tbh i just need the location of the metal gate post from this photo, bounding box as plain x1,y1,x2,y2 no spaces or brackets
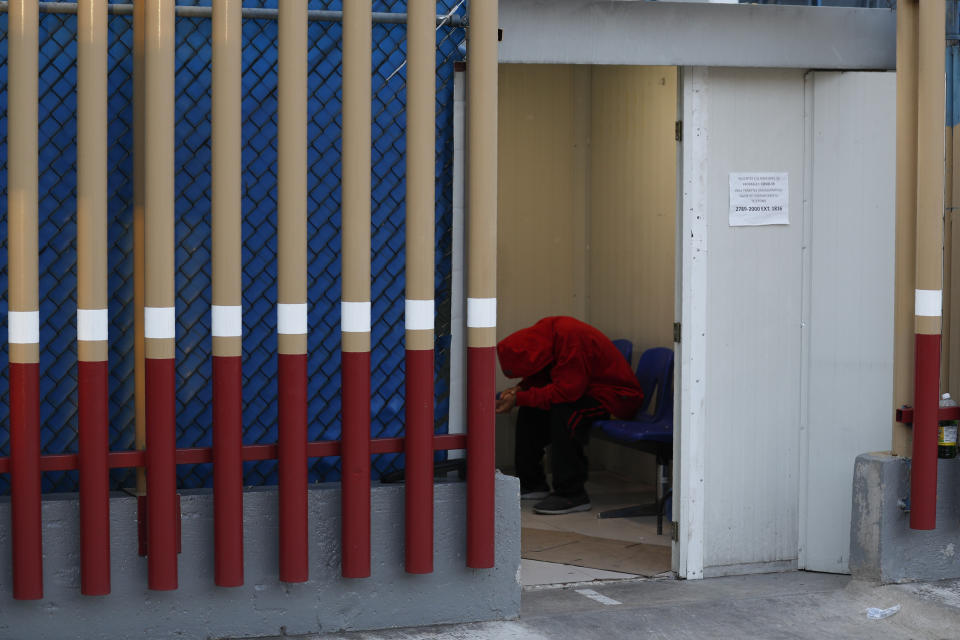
77,0,111,596
8,0,43,601
910,0,947,530
211,0,245,586
465,0,498,569
277,0,310,583
404,0,437,575
341,0,373,580
143,0,179,590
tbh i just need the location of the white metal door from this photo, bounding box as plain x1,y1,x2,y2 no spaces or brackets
678,68,895,579
800,71,895,573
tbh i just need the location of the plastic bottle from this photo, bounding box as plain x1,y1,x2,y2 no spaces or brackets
938,393,958,459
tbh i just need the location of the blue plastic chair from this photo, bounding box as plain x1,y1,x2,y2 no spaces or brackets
594,347,674,534
612,338,633,367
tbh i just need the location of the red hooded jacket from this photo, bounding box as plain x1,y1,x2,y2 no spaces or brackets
497,316,644,419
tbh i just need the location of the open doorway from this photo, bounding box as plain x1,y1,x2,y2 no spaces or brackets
495,64,679,585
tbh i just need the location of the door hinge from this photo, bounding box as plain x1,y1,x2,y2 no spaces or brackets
673,322,681,343
671,521,679,542
675,120,683,142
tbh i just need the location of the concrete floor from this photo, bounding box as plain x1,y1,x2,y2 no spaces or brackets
520,558,638,585
521,471,670,547
294,572,960,639
244,472,960,639
520,470,670,584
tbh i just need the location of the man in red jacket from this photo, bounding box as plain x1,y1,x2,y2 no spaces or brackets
496,316,644,514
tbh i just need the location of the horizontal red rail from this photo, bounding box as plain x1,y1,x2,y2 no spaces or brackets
0,434,467,475
896,405,960,425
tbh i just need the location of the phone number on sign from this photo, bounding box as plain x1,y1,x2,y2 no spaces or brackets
735,205,783,213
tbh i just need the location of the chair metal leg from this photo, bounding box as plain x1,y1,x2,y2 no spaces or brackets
656,489,672,535
597,455,672,535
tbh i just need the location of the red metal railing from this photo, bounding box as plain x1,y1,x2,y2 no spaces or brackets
896,405,960,424
0,435,468,475
0,434,470,597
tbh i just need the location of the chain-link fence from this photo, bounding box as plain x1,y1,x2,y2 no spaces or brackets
0,0,466,494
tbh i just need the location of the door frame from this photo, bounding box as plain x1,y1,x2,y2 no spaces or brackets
674,66,707,580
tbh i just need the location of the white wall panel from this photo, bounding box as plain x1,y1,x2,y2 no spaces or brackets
686,68,896,577
802,71,895,573
701,69,806,573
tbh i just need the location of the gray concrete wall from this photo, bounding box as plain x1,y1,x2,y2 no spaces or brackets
850,453,960,583
0,474,521,639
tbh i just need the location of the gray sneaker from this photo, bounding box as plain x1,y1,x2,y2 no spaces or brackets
533,493,591,515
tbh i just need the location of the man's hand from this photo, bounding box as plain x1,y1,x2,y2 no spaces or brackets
495,386,519,414
495,393,516,414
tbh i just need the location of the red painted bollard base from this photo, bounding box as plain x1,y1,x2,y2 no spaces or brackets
213,355,244,587
404,348,434,574
466,346,496,569
138,493,182,556
10,362,43,600
79,360,111,595
910,332,941,530
145,357,179,590
278,352,308,583
341,350,371,578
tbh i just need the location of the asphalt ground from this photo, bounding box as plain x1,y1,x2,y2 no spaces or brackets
264,571,960,640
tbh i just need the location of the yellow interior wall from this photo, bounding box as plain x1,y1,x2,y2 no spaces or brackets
588,66,677,352
495,64,677,471
497,64,590,364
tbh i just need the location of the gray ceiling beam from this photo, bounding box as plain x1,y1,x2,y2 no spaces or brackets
499,0,896,70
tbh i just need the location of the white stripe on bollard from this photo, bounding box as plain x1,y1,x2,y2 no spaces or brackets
404,298,434,331
341,301,372,333
211,304,243,337
144,306,176,339
8,311,40,344
466,297,496,328
915,289,942,317
277,302,308,335
77,308,109,342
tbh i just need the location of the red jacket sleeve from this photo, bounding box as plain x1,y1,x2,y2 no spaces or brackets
515,335,590,409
